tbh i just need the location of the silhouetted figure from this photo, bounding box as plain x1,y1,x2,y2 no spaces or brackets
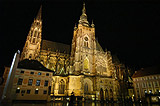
69,91,75,105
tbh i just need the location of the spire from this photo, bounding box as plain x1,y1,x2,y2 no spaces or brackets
82,2,86,15
21,5,42,61
79,2,89,26
36,5,42,20
91,20,95,27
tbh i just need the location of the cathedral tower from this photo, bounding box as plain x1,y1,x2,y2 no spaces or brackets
71,3,96,74
21,6,42,60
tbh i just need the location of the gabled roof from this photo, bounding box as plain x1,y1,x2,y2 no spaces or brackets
41,40,70,54
18,59,53,72
132,65,160,78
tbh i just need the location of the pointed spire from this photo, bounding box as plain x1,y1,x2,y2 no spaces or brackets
36,5,42,20
79,2,89,26
91,20,95,27
82,2,86,15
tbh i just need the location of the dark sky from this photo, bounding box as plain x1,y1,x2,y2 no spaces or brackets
0,0,160,74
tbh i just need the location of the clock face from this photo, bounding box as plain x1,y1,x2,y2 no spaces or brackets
84,37,88,41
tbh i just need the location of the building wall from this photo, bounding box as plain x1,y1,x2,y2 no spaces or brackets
132,75,160,100
1,67,53,101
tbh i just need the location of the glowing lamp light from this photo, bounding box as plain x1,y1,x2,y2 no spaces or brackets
66,98,69,100
36,88,38,90
17,87,20,89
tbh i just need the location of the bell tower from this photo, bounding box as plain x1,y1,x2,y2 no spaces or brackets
21,6,42,60
71,3,96,75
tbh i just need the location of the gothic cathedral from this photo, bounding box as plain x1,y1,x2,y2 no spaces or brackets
19,3,121,101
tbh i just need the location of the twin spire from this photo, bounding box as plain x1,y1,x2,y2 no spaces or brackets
35,3,94,27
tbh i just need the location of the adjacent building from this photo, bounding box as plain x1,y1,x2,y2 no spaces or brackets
132,65,160,102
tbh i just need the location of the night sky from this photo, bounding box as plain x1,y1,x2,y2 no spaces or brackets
0,0,160,75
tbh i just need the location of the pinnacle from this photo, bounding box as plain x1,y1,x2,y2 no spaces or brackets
36,5,42,20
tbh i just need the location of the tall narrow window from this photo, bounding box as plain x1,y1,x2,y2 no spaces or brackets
34,30,38,37
84,37,89,47
154,81,158,87
84,83,88,94
28,79,33,86
43,90,47,94
27,90,31,94
17,78,23,85
44,80,48,86
35,89,39,94
33,38,36,43
142,83,146,88
58,79,65,94
16,89,20,93
148,82,151,87
36,80,40,86
84,58,89,70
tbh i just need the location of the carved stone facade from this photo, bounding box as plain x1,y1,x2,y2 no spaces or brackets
13,3,123,101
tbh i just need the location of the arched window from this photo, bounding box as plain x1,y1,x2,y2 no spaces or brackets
58,79,65,94
110,89,113,98
84,58,89,70
105,89,109,100
100,88,104,100
84,37,89,47
32,38,36,43
34,30,38,37
84,83,88,94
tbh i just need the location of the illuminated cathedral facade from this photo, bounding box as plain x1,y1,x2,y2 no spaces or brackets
1,3,126,102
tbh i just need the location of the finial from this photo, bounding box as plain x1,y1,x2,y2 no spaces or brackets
91,20,95,27
82,2,86,15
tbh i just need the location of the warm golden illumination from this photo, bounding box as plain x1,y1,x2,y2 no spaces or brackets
1,3,124,102
84,58,89,70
